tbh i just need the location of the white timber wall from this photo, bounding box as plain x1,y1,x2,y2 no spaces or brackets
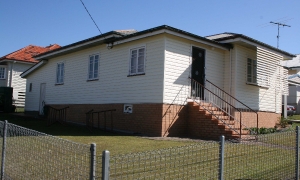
24,35,165,111
163,34,226,104
233,45,284,113
8,62,32,100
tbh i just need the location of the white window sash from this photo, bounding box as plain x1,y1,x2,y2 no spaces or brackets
56,63,64,84
247,58,257,84
0,67,5,79
88,54,99,80
130,47,145,75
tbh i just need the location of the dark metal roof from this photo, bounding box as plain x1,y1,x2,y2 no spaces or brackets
206,32,295,58
34,25,231,59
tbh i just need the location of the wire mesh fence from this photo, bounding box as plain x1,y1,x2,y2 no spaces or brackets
0,121,92,180
0,120,299,179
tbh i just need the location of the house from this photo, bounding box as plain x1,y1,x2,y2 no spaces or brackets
281,54,300,115
0,44,60,108
20,25,295,139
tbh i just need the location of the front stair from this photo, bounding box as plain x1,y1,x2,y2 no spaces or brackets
188,102,250,140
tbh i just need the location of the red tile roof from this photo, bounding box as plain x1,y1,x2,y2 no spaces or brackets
0,44,61,63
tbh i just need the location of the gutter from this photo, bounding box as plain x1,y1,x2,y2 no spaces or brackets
21,60,48,78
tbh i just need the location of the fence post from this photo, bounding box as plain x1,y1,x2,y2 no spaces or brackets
102,150,110,180
90,143,96,180
1,120,8,180
219,135,225,180
296,126,299,180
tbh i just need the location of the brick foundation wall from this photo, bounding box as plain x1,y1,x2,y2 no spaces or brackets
46,103,281,138
237,111,280,129
162,104,187,137
49,103,188,137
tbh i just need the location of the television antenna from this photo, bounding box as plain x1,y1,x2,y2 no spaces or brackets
270,21,291,48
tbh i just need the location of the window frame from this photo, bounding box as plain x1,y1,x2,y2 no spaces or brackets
87,54,99,81
56,62,65,85
0,66,6,79
129,46,146,76
246,58,257,84
29,83,32,92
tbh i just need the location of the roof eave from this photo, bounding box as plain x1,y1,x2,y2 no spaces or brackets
21,60,48,78
215,36,295,60
0,59,37,65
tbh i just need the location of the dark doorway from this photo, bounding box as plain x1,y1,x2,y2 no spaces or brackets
191,47,205,99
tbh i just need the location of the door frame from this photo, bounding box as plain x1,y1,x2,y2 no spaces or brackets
191,46,206,99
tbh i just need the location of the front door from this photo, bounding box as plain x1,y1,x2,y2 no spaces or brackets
191,47,205,99
39,83,46,115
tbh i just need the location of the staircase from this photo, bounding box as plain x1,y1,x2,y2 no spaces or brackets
188,78,258,140
188,102,249,140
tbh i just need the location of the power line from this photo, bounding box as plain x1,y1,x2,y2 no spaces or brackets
270,21,291,49
79,0,103,35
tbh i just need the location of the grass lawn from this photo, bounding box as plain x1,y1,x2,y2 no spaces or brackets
0,113,197,155
0,113,297,179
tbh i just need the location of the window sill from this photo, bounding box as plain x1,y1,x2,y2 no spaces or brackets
87,79,99,82
127,73,145,77
55,83,64,86
246,82,269,89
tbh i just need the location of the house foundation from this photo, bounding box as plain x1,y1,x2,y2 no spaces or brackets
45,103,280,138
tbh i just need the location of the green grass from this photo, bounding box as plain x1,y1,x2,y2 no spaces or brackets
0,114,196,155
1,113,297,179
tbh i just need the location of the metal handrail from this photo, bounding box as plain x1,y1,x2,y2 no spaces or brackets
86,109,116,132
190,78,257,137
206,79,257,113
205,79,259,135
46,106,69,126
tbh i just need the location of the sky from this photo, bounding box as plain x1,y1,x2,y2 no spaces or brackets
0,0,299,56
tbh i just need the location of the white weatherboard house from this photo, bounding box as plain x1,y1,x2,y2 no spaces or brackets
21,25,295,139
0,44,60,108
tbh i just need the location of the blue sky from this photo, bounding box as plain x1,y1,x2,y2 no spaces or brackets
0,0,299,56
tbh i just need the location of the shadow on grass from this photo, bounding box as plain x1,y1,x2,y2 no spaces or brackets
0,113,129,137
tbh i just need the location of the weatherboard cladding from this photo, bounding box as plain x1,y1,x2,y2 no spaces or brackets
24,35,165,111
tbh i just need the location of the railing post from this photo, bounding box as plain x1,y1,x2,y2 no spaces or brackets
90,143,96,180
219,135,225,180
240,112,242,139
296,126,299,180
1,120,8,180
102,150,110,180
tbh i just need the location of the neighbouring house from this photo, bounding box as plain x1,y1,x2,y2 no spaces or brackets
281,54,300,114
0,44,60,108
21,25,295,139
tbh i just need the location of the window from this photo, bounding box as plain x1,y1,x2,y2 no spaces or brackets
247,58,257,84
88,54,99,80
0,67,5,79
129,47,145,75
56,62,64,84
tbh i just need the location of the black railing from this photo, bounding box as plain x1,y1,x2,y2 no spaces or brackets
45,106,69,126
190,78,258,138
86,109,116,132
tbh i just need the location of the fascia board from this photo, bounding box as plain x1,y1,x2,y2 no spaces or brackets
114,29,229,51
0,59,36,65
218,38,294,59
35,34,117,60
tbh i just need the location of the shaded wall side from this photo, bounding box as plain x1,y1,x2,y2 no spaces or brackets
50,103,164,136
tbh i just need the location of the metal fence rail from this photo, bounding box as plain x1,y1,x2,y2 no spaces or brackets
108,141,220,179
0,121,92,180
0,120,299,179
